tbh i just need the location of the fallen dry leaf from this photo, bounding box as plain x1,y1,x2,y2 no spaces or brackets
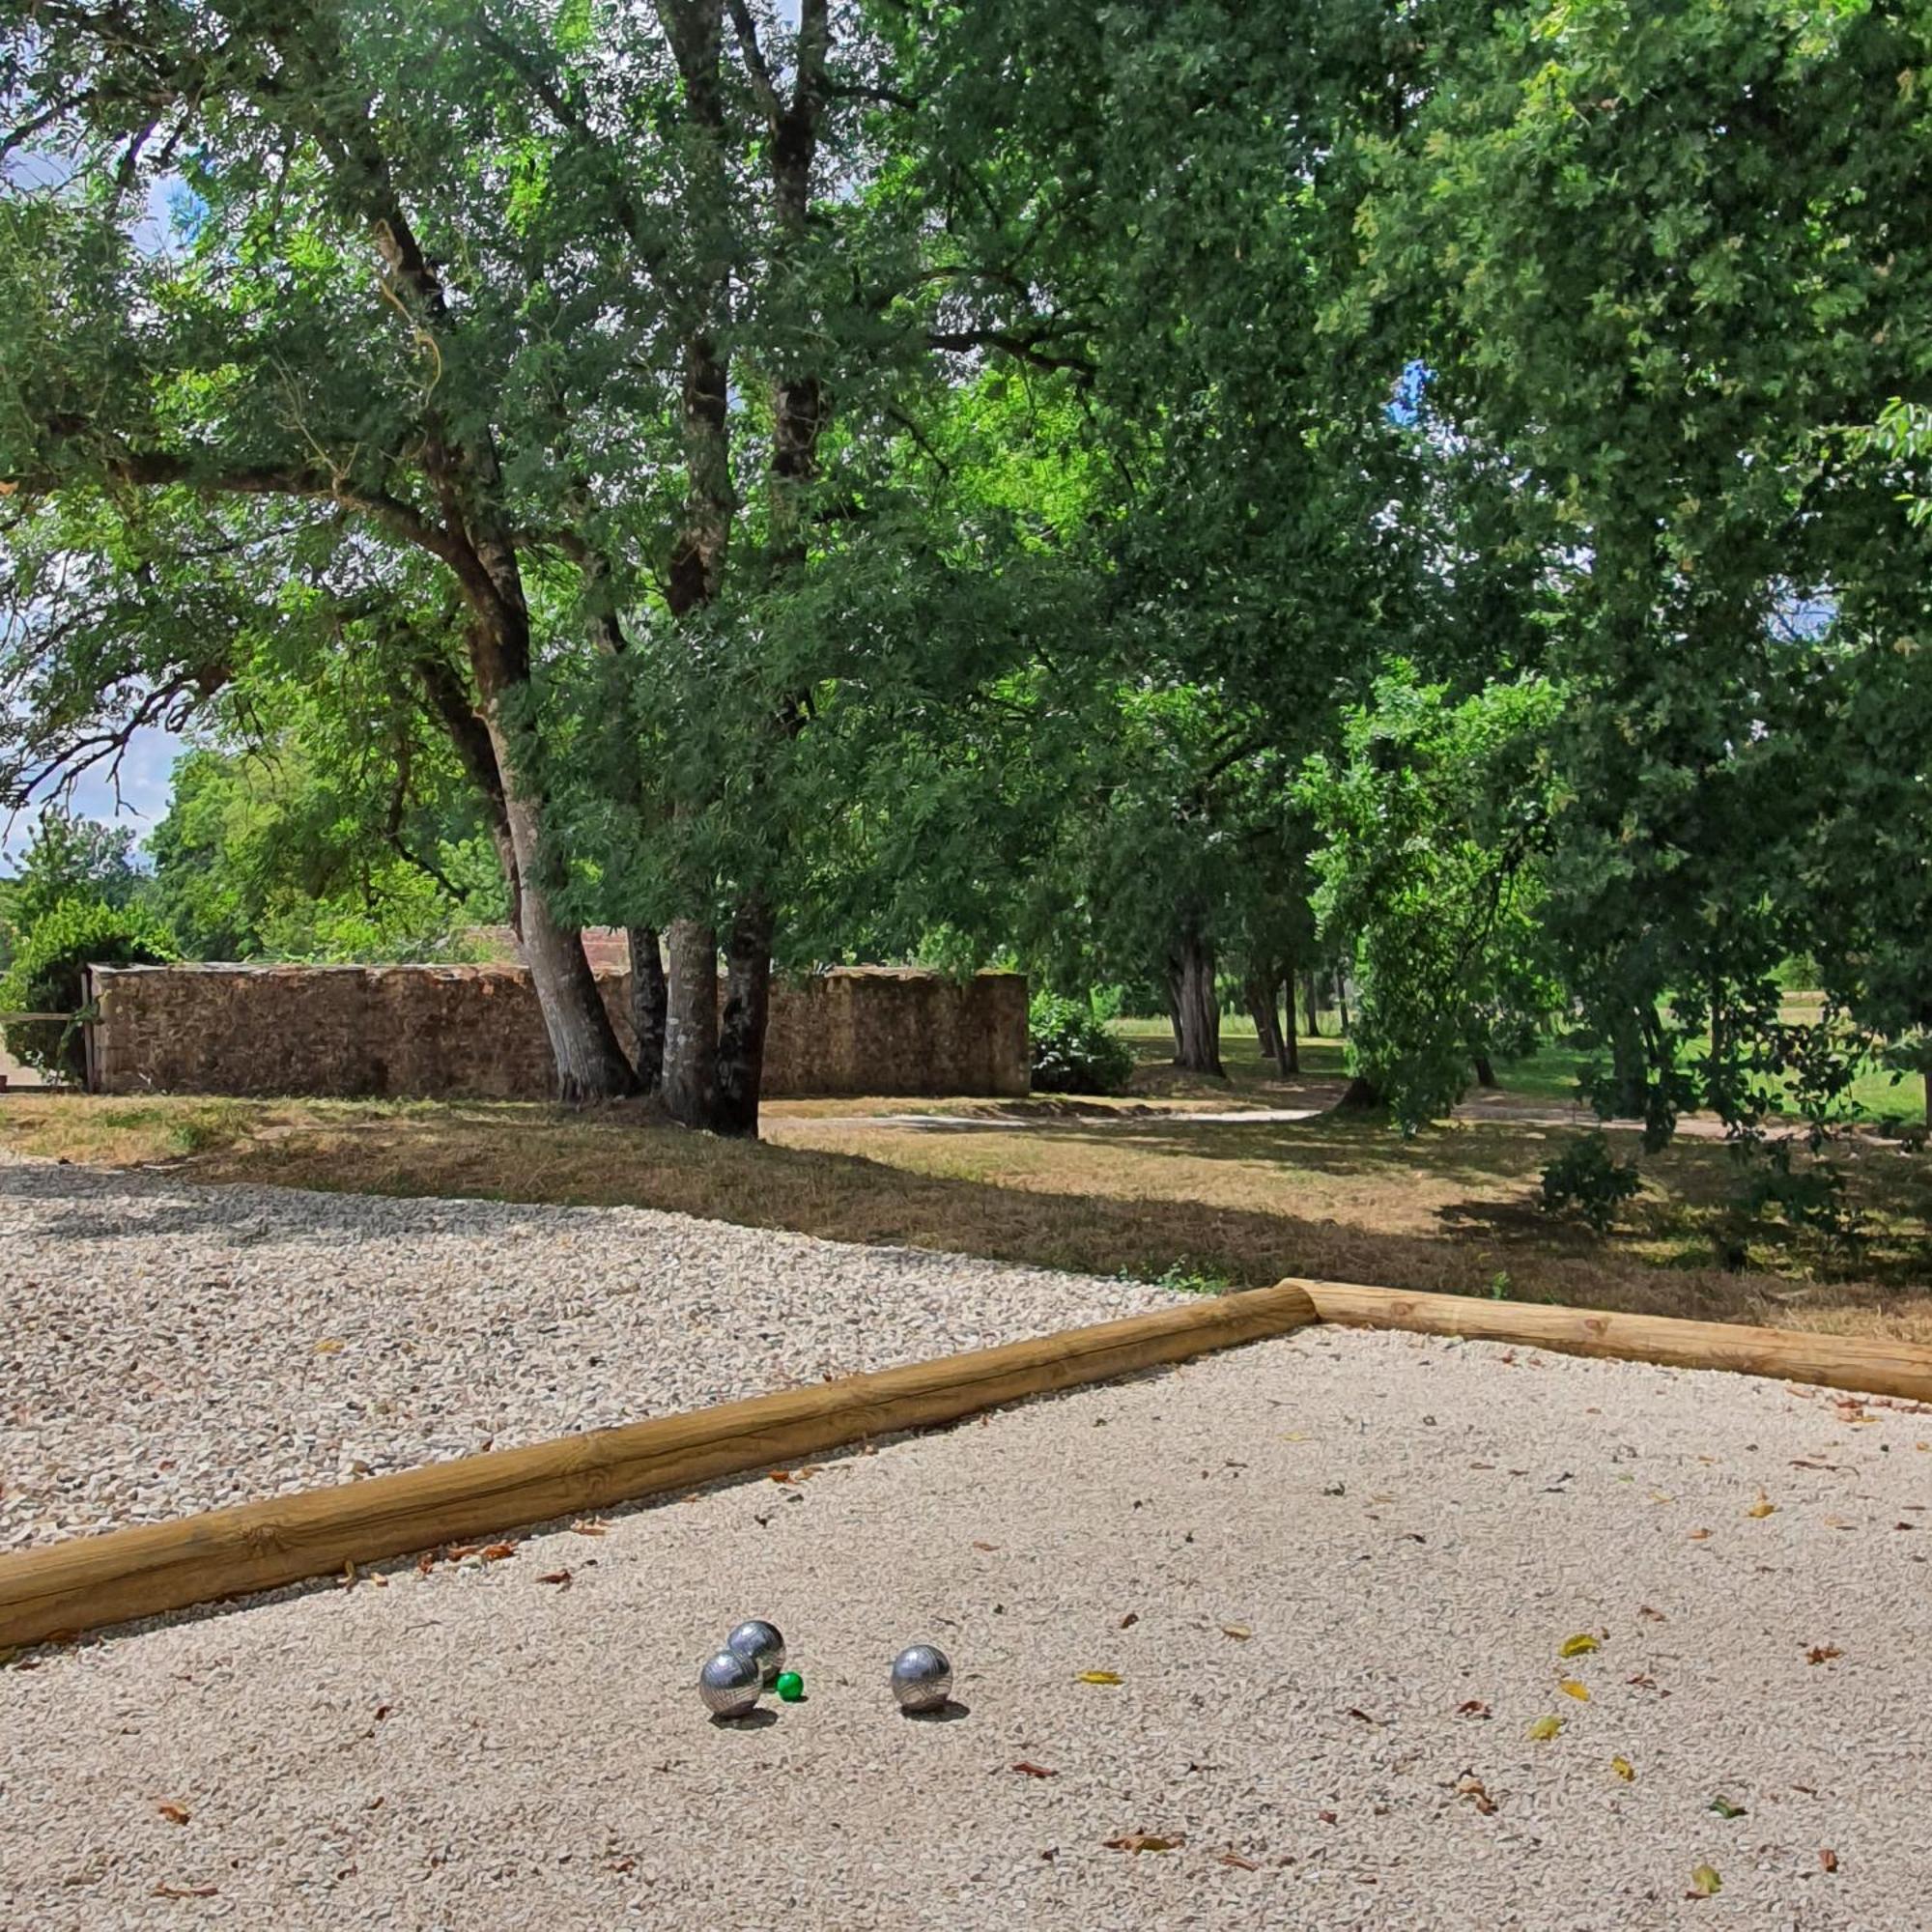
156,1803,190,1827
569,1520,609,1538
1455,1699,1492,1719
1077,1671,1123,1686
1610,1755,1635,1782
1560,1634,1601,1658
312,1338,345,1355
1103,1833,1183,1854
444,1544,481,1562
152,1884,217,1899
480,1543,517,1562
536,1570,572,1587
1638,1605,1666,1622
1805,1644,1843,1665
1689,1528,1713,1542
1819,1848,1839,1874
415,1551,435,1576
1455,1775,1497,1816
1688,1863,1722,1898
1558,1679,1591,1702
1525,1715,1565,1742
1215,1851,1260,1871
1220,1623,1254,1641
1747,1494,1776,1519
1119,1611,1139,1630
1011,1761,1058,1779
972,1541,999,1552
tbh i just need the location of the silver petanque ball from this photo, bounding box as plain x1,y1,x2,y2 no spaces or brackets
725,1618,786,1687
890,1643,952,1713
697,1647,762,1719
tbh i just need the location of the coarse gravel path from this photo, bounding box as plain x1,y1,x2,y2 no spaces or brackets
0,1151,1178,1550
5,1326,1932,1929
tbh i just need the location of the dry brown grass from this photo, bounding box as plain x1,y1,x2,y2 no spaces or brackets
6,1066,1932,1346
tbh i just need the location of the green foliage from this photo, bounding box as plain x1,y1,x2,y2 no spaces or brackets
147,737,503,964
1539,1133,1642,1236
0,897,177,1081
1300,668,1565,1132
1028,991,1134,1095
1,808,147,970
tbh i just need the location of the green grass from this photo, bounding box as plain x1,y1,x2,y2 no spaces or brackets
1112,1012,1929,1128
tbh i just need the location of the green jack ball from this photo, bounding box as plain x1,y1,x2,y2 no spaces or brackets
774,1670,805,1702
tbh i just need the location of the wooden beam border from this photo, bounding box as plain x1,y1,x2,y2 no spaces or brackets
8,1274,1932,1652
0,1281,1321,1649
1297,1280,1932,1404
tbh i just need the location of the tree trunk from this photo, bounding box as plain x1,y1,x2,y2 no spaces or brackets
1336,1074,1383,1110
1279,974,1299,1076
1472,1052,1497,1089
1244,977,1282,1065
662,918,719,1128
713,897,775,1138
491,773,638,1104
1336,975,1350,1037
1165,928,1224,1076
628,925,667,1093
1303,971,1321,1040
1608,1009,1648,1117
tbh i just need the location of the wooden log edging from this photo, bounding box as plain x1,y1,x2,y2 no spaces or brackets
11,1273,1932,1652
1297,1280,1932,1405
0,1281,1322,1650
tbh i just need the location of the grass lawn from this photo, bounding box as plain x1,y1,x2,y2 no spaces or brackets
5,1014,1932,1347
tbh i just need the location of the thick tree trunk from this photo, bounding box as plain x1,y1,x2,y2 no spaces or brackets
713,898,775,1138
1336,1074,1383,1110
628,925,668,1093
1472,1052,1497,1089
493,773,638,1103
1165,928,1224,1076
663,918,719,1128
1303,971,1321,1040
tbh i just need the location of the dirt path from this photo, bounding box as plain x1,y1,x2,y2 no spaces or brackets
6,1326,1927,1928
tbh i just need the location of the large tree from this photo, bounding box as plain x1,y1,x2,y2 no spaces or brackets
0,0,1094,1126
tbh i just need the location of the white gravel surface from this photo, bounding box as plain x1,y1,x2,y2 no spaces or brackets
6,1325,1932,1929
0,1151,1176,1549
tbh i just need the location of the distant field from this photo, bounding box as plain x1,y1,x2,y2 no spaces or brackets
1114,1012,1928,1127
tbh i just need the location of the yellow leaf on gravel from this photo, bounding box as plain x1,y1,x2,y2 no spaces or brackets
1525,1715,1565,1741
1747,1494,1776,1519
313,1338,345,1355
1078,1671,1123,1686
1559,1680,1590,1701
1611,1755,1635,1782
1559,1634,1600,1658
1220,1624,1254,1641
1689,1864,1722,1897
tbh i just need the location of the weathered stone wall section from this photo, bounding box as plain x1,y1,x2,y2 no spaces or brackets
85,964,1029,1101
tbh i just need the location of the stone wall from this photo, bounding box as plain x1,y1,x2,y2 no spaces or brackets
84,963,1030,1102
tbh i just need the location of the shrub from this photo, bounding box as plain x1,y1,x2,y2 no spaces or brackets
1,897,178,1083
1029,991,1134,1094
1539,1131,1641,1233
